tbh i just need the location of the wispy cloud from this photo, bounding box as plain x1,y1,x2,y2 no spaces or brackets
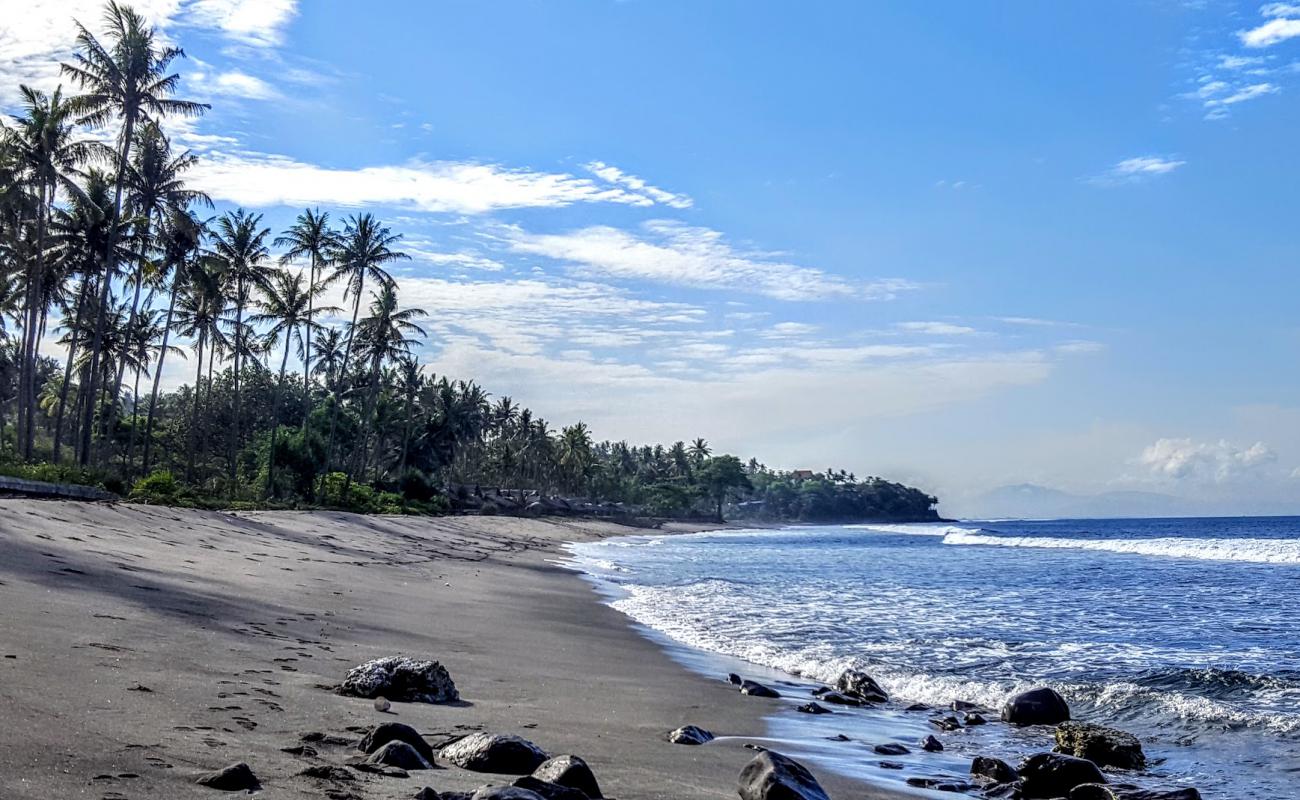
186,152,694,214
503,220,919,302
1197,80,1280,118
584,161,693,209
190,69,281,101
898,321,977,335
1089,155,1185,186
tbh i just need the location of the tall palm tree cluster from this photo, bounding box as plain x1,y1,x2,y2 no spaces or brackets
0,2,937,521
0,2,722,508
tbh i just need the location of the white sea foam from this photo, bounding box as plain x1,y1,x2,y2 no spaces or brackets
941,531,1300,564
844,523,980,536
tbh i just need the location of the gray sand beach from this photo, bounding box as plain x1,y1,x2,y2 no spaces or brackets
0,500,892,799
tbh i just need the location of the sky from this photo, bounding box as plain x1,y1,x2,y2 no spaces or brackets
3,0,1299,515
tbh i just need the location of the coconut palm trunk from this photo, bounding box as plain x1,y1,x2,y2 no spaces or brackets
77,114,134,465
265,330,293,498
184,330,205,482
141,267,180,471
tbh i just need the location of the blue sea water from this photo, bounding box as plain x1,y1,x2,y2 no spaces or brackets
566,517,1300,799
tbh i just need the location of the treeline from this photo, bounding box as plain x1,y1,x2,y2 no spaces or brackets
736,469,940,523
0,2,939,523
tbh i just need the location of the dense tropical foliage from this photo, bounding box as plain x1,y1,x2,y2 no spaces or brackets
0,2,939,523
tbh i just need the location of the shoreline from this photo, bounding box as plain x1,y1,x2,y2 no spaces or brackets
0,501,897,800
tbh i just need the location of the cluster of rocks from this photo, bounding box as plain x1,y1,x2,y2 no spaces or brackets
719,671,1200,800
194,655,1200,800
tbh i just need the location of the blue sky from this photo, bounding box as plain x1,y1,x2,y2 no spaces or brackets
7,1,1300,513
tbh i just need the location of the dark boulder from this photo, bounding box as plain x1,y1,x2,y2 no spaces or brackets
1018,753,1106,799
511,776,589,800
930,715,962,732
834,669,888,703
531,755,601,799
1069,783,1201,800
740,680,781,698
339,657,459,704
737,751,831,800
964,712,988,725
196,762,261,791
360,722,436,763
920,735,944,752
368,740,435,771
905,703,930,712
668,725,715,745
471,787,545,800
1001,687,1070,726
441,733,549,774
415,788,442,800
879,761,905,770
796,702,831,715
906,777,971,792
816,691,863,707
971,756,1019,784
874,743,910,756
1054,721,1146,770
952,700,983,712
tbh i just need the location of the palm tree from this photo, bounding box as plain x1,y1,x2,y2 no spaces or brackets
320,213,408,486
689,437,711,467
249,269,337,497
274,209,337,428
61,0,208,464
109,120,206,447
350,284,425,486
395,354,424,474
310,327,345,390
559,422,594,494
46,169,138,463
207,208,272,488
172,260,227,480
123,307,180,470
1,84,93,458
142,207,204,471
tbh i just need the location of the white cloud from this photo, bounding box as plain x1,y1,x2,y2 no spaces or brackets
1241,17,1300,48
762,322,819,338
1054,339,1105,355
1138,438,1277,482
184,0,298,48
187,152,691,214
1089,155,1185,185
503,220,919,301
1218,54,1266,70
584,161,693,209
998,316,1080,328
1201,81,1280,118
190,69,280,100
0,0,297,107
898,321,977,335
404,247,505,273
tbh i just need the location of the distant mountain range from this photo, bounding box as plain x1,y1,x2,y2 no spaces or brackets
949,483,1300,520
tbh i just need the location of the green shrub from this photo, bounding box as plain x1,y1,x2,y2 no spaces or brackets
129,470,180,504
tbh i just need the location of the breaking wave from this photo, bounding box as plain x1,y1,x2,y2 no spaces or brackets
941,530,1300,564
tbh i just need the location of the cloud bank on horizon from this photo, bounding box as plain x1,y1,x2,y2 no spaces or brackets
4,0,1299,514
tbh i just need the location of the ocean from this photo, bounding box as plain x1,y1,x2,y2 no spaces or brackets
565,517,1300,798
